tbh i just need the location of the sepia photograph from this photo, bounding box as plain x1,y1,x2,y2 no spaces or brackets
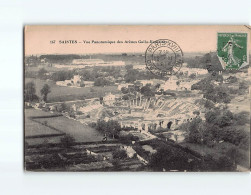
24,25,250,172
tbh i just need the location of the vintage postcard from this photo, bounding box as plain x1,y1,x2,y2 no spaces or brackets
24,25,250,172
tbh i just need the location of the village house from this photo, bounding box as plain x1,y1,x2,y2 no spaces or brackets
103,92,116,102
72,75,82,86
133,65,146,70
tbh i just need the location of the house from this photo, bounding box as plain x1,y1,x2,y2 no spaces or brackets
25,55,39,66
103,92,116,102
133,65,146,70
56,75,83,87
72,75,82,86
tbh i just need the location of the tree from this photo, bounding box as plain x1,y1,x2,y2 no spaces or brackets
96,120,121,139
216,156,235,171
38,68,48,79
205,110,218,124
149,145,198,171
204,108,248,146
122,94,129,100
204,99,215,109
51,70,74,81
80,81,85,87
226,146,238,166
108,120,121,139
94,77,112,86
57,103,67,112
203,85,231,104
24,82,38,102
189,73,196,79
121,87,129,94
112,149,127,160
184,117,204,144
40,84,51,102
239,81,248,90
155,83,161,89
234,111,249,125
140,85,155,97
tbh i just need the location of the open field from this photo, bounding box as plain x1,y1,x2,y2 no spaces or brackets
33,115,104,142
25,108,105,145
25,78,119,102
25,109,63,137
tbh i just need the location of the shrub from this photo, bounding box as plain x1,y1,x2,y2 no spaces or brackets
76,111,83,115
133,145,150,160
89,122,96,128
112,149,127,160
216,156,235,171
234,112,249,125
119,134,139,144
149,145,198,171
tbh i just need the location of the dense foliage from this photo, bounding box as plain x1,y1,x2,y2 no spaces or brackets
51,70,74,81
40,84,51,102
182,109,249,150
24,82,39,102
96,120,121,139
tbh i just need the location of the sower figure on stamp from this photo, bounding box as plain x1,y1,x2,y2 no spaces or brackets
222,35,243,66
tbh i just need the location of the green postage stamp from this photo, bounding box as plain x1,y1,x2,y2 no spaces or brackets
217,32,248,70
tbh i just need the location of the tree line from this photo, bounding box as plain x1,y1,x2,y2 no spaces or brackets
24,82,51,102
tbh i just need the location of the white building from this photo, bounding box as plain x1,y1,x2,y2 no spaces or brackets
103,92,116,102
72,75,81,85
56,75,82,87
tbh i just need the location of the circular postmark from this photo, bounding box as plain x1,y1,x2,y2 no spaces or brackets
145,39,183,78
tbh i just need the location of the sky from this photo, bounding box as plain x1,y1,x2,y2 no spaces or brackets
25,25,250,55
